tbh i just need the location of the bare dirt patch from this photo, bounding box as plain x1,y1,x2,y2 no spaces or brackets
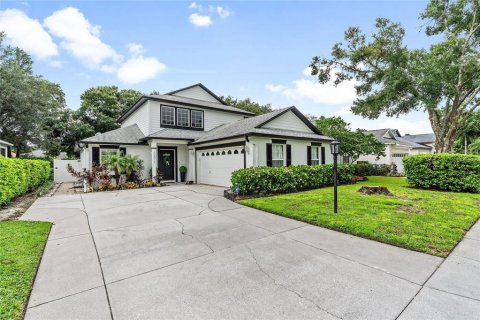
358,186,394,196
0,183,59,221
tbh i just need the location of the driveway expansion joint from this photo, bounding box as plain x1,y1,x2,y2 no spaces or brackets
80,195,114,320
245,244,343,320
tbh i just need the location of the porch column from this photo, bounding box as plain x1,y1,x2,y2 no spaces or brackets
151,148,157,180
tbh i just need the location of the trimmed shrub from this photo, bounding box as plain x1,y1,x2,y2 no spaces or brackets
353,163,390,176
403,154,480,193
231,164,354,195
0,157,51,206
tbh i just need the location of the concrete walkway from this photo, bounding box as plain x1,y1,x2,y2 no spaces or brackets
20,185,480,319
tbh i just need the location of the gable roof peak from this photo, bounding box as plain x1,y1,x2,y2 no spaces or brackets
164,83,227,105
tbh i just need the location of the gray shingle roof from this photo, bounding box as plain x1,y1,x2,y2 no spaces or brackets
80,124,145,144
365,129,432,149
192,107,333,144
144,129,205,141
402,133,435,144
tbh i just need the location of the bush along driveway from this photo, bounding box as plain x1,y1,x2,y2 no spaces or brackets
241,176,480,257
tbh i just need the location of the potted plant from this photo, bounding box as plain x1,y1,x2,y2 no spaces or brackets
179,166,187,182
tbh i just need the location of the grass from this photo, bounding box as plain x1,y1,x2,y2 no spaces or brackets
240,176,480,257
0,221,51,320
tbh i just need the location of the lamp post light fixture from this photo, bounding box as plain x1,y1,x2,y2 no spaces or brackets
330,140,341,213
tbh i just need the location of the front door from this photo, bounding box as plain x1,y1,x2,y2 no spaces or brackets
158,149,175,181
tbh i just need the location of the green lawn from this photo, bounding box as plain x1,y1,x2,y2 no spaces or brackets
0,221,51,320
240,176,480,257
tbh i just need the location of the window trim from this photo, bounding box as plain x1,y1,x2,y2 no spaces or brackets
161,106,176,126
311,146,320,165
272,144,285,167
100,148,119,164
190,109,204,129
159,105,204,131
176,108,190,127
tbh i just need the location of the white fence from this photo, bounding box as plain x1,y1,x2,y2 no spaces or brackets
54,159,80,183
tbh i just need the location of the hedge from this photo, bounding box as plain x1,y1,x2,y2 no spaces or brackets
353,163,391,176
231,164,354,195
0,157,51,206
403,154,480,193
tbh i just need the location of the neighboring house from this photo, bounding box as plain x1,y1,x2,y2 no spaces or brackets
356,129,435,172
78,83,334,187
0,139,13,157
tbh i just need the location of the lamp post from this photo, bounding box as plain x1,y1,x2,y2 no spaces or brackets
330,140,341,213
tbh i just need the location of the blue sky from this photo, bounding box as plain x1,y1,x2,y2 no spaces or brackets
0,0,434,133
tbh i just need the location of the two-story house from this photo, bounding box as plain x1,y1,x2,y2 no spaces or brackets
79,84,334,187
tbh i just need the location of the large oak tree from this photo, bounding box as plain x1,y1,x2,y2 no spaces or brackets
309,0,480,153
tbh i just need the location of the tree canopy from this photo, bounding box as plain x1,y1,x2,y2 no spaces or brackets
221,96,273,115
0,32,66,157
309,0,480,153
314,116,385,161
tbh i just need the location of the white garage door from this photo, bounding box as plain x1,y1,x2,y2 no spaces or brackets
197,146,244,187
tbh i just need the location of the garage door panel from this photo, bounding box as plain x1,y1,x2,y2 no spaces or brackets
197,147,244,187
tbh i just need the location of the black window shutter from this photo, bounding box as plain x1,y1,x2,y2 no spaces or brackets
92,147,100,166
307,146,312,165
119,147,126,156
321,147,326,164
286,144,291,166
266,143,272,167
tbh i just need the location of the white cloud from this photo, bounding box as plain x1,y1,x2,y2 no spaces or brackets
0,9,58,59
48,60,64,68
302,67,313,76
216,6,230,19
189,2,202,10
265,83,287,93
335,105,352,116
117,56,166,84
266,68,357,105
44,7,122,69
127,43,144,56
189,13,213,27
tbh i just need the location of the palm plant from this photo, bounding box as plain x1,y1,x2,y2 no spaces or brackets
122,154,141,182
103,154,124,186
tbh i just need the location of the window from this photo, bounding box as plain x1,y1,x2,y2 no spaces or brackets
177,108,190,127
272,144,284,167
0,147,6,157
161,106,175,125
392,153,409,158
100,149,118,164
191,110,203,128
311,146,320,165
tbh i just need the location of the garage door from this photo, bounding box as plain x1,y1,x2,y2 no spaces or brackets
197,146,244,187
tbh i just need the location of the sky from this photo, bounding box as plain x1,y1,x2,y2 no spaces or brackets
0,0,435,134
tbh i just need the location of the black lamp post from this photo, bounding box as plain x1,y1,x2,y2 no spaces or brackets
330,140,341,213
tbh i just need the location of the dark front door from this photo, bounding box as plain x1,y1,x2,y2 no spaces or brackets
159,149,175,181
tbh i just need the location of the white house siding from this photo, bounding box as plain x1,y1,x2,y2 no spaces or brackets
148,101,245,134
249,136,333,167
121,101,150,135
126,145,151,179
262,111,312,132
171,86,220,103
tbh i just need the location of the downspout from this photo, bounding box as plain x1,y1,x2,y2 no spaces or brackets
244,135,249,168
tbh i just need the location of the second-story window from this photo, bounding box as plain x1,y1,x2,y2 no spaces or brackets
191,110,203,128
177,108,190,127
161,106,175,125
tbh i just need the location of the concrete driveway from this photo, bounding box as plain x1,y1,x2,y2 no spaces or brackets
21,184,480,319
